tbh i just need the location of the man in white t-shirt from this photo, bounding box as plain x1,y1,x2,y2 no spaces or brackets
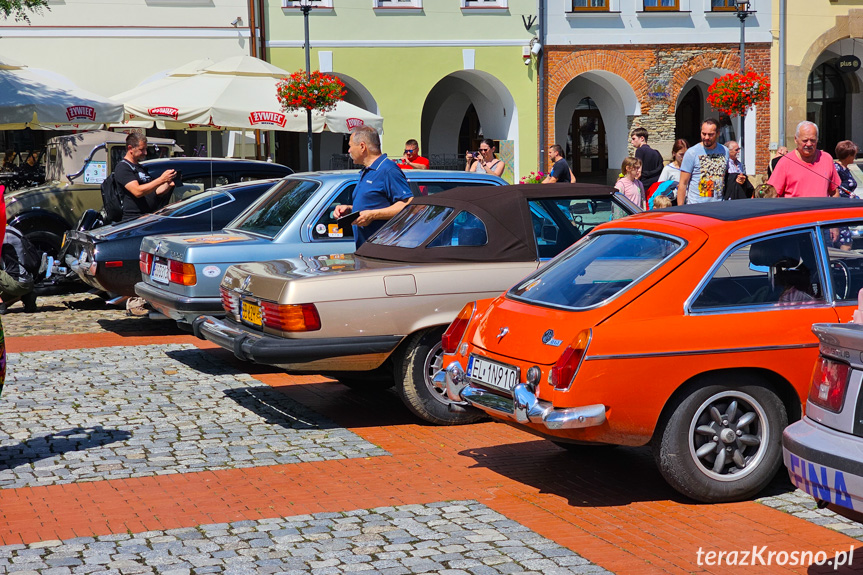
677,118,729,205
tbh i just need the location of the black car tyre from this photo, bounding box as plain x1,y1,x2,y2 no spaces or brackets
397,327,484,426
653,376,787,503
25,230,62,260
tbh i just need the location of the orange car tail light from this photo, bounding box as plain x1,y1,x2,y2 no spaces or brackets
139,251,153,274
261,302,321,332
442,301,476,354
550,329,592,391
220,286,239,315
169,260,197,286
808,355,850,413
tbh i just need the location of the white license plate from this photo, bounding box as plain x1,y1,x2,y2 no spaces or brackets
151,258,169,285
467,354,520,393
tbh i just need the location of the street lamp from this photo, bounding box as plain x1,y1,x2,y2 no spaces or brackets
299,0,314,171
735,0,754,173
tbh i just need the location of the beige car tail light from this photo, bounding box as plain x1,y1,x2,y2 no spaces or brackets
261,302,321,332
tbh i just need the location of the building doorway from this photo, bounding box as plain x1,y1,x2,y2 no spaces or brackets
807,62,846,155
567,98,607,182
676,87,702,146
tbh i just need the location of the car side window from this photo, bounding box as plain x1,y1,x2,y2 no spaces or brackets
530,198,615,260
692,231,824,310
821,222,863,302
427,211,487,247
240,174,274,182
311,185,355,241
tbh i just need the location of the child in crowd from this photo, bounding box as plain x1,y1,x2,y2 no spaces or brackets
653,195,673,209
753,183,777,199
615,157,645,209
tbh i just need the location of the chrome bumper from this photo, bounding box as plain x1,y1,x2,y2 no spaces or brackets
441,361,606,431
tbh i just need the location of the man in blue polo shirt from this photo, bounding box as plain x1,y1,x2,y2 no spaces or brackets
334,126,413,247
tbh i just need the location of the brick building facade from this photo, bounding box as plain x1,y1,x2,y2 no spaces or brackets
543,44,771,183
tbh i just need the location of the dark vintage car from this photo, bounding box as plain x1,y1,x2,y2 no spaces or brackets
193,184,640,425
5,129,292,258
62,179,282,297
783,320,863,523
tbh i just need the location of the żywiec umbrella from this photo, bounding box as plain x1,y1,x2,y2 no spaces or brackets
0,57,123,129
116,56,383,134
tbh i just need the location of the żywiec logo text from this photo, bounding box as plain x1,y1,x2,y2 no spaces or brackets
248,111,287,127
345,118,364,131
148,107,180,120
66,106,96,122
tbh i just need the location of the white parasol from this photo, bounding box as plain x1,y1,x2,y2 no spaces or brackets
0,57,123,129
116,55,383,134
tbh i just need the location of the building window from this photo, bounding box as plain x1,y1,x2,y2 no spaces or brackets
572,0,608,10
644,0,678,9
710,0,736,11
375,0,421,7
461,0,507,7
282,0,333,8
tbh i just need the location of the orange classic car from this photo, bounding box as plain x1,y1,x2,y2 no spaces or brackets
439,198,863,503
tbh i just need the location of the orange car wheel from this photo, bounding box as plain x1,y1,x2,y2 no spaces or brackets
653,376,787,503
396,327,485,426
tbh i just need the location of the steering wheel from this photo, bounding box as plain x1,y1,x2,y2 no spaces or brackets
572,215,585,233
832,260,851,300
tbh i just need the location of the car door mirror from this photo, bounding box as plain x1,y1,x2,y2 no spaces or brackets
541,220,558,244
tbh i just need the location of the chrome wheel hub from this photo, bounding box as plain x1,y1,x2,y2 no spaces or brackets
688,391,768,481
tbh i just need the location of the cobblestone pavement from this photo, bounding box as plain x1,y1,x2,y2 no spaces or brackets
1,293,177,338
0,502,609,575
758,489,863,540
0,344,386,488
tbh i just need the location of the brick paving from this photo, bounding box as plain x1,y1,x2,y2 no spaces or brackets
2,302,863,574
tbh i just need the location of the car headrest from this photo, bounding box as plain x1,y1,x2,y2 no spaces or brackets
749,238,801,268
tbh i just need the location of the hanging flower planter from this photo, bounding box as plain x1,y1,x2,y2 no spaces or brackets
706,70,770,117
276,71,346,114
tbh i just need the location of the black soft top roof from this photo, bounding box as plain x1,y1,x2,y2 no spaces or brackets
660,197,861,221
356,183,620,264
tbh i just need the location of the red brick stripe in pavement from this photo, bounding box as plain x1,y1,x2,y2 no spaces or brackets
2,331,861,575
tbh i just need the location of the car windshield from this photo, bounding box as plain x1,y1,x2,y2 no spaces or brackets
151,188,236,219
509,231,683,310
368,205,454,248
227,179,319,238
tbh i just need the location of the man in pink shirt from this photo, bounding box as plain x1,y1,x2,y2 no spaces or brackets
767,121,840,197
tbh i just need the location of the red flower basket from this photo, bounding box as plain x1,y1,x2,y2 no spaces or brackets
706,70,770,117
276,71,346,113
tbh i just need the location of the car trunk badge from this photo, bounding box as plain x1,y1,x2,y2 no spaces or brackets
240,275,252,293
497,327,509,342
542,329,562,347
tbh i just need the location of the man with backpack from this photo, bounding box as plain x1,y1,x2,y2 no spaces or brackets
0,226,43,314
110,132,176,223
